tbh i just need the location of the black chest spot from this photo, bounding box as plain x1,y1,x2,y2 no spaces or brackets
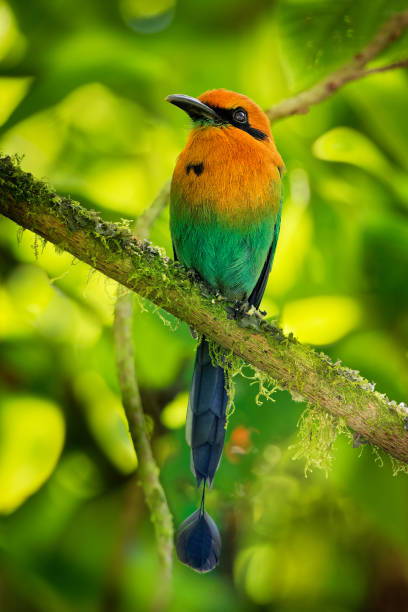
186,162,204,176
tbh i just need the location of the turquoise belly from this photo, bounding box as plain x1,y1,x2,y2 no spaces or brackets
170,210,275,300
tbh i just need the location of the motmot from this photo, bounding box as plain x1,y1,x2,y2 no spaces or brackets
167,89,284,572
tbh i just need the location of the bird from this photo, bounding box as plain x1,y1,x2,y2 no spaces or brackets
167,89,284,572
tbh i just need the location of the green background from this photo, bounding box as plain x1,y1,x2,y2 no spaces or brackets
1,0,408,610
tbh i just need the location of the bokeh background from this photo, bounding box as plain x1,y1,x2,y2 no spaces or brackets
1,1,408,610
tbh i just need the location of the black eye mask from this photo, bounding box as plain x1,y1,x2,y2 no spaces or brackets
207,105,268,141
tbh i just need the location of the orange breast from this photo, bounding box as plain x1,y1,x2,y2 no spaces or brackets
172,125,283,224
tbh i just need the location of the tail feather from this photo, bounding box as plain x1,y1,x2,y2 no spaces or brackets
176,506,221,573
176,338,227,572
186,339,228,487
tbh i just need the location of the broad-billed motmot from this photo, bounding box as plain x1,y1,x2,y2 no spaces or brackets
167,89,284,572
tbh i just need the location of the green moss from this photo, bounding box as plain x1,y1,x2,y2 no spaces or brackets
206,338,279,428
290,404,349,477
390,457,408,476
370,444,384,468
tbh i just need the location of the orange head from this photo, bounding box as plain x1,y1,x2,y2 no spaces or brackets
166,89,284,217
167,88,273,144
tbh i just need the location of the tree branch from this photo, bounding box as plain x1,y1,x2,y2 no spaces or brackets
111,182,172,610
266,10,408,122
1,155,408,464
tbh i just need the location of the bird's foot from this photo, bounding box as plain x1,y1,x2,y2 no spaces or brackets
226,300,250,319
226,301,266,330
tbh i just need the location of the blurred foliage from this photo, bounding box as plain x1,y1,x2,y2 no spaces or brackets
0,0,408,610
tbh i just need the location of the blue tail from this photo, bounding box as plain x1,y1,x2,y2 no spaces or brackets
176,338,228,572
176,490,221,573
186,338,228,488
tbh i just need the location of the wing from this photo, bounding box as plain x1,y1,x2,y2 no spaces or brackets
248,195,282,310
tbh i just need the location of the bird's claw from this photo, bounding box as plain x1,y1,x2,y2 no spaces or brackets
225,300,264,329
226,300,250,320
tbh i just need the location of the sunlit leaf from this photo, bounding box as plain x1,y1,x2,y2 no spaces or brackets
0,285,31,337
313,126,393,176
0,76,31,125
282,295,361,344
0,0,25,63
235,545,277,604
0,395,65,513
6,263,102,346
74,370,137,473
161,392,188,429
267,200,312,296
1,109,64,175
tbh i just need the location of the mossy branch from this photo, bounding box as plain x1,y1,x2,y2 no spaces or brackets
1,154,407,465
266,10,408,122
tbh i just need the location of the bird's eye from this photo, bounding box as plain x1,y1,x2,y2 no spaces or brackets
233,108,247,123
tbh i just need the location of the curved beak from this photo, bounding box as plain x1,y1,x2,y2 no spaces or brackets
166,94,221,122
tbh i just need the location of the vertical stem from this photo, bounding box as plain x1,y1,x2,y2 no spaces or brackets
112,182,172,611
114,291,173,611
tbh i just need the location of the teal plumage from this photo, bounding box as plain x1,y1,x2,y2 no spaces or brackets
170,189,280,300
